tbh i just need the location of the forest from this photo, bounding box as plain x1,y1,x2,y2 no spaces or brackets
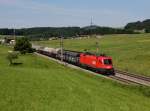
0,26,135,40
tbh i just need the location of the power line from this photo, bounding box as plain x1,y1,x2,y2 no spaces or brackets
60,35,63,62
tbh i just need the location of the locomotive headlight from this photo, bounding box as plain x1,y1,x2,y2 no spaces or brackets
106,66,112,69
92,61,96,65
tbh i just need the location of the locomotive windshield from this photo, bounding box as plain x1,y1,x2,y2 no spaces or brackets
104,59,112,65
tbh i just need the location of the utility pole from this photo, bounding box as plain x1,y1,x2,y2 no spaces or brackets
60,35,63,62
90,17,93,36
13,28,16,40
90,17,93,27
95,42,99,55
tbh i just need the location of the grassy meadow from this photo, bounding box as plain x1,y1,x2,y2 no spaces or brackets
33,34,150,76
0,45,150,111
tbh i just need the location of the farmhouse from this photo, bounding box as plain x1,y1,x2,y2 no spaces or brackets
0,36,16,45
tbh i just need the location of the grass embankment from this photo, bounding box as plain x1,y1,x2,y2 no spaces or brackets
33,34,150,76
0,45,150,111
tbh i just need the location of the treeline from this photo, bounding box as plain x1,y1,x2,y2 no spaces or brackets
82,26,134,35
125,19,150,33
0,26,135,40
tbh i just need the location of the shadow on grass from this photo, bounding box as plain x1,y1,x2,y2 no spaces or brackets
13,63,23,65
9,62,23,66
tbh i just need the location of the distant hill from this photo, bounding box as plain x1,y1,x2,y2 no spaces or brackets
83,25,100,30
125,19,150,33
0,25,137,40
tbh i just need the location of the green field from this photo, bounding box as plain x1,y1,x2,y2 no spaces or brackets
0,45,150,111
33,34,150,76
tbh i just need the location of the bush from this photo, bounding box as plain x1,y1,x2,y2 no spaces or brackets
7,51,19,65
14,37,34,54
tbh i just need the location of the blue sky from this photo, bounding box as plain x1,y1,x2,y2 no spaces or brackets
0,0,150,28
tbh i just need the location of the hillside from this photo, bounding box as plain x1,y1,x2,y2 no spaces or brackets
125,19,150,32
0,45,150,111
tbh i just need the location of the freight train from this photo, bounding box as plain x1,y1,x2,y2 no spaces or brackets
36,47,115,75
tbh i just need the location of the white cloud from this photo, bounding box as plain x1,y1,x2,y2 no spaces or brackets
0,0,143,28
0,0,123,18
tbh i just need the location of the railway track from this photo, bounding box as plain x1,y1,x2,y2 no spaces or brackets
109,75,141,85
35,52,150,87
111,69,150,86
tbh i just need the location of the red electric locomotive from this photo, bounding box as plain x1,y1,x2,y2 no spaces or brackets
80,53,114,75
37,47,115,75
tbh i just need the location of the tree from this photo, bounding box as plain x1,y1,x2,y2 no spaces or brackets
14,37,34,54
7,51,19,65
145,28,150,33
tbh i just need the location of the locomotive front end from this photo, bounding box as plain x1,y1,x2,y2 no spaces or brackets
96,57,115,75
